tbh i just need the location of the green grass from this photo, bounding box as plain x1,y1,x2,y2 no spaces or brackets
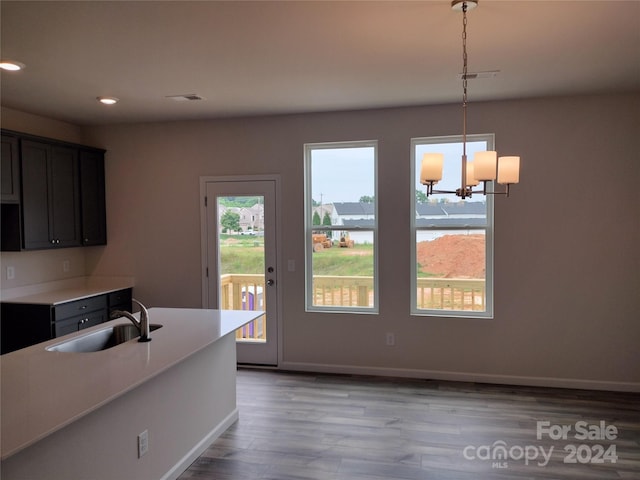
219,235,374,276
311,244,374,276
417,265,442,278
219,235,264,274
220,235,444,277
219,234,264,247
220,248,265,274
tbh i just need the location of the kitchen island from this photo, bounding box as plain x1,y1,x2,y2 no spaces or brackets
1,307,263,480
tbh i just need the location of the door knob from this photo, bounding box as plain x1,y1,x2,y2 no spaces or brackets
267,279,275,286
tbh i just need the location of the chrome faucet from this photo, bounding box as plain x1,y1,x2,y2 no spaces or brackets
110,298,152,342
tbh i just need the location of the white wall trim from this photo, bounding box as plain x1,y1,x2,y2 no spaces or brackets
279,361,640,393
161,408,239,480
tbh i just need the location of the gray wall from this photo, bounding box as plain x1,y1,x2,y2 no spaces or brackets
2,93,639,389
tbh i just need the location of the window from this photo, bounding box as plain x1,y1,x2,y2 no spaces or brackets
304,141,378,313
411,135,494,318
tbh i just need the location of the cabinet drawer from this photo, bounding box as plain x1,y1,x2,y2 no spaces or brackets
55,295,107,321
108,289,132,309
54,310,106,338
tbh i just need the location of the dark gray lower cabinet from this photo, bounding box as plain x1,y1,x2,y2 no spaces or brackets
55,310,106,337
0,288,132,354
53,295,108,337
0,304,52,354
108,289,132,314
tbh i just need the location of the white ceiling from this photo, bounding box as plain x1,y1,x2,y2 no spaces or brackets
1,1,638,126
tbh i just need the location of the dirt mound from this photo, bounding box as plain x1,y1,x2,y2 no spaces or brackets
416,234,485,278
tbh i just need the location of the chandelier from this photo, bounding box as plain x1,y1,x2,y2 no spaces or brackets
420,0,520,199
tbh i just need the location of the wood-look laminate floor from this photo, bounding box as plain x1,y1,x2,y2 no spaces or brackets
178,369,640,480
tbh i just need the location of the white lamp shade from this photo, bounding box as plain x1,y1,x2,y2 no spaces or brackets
497,156,520,184
466,162,479,186
420,153,444,183
473,151,497,181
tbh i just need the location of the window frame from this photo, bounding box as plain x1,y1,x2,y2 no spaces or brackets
304,140,379,314
410,134,495,319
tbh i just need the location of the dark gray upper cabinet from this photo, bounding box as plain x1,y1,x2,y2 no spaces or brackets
50,145,82,247
21,140,81,249
79,149,107,246
1,134,22,250
0,129,106,251
20,140,53,249
1,134,20,203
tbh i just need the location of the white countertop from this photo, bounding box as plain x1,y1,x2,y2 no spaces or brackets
0,307,263,460
1,276,135,305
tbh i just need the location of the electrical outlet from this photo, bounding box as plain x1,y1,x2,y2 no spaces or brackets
138,430,149,458
6,266,15,280
62,260,70,273
386,332,395,346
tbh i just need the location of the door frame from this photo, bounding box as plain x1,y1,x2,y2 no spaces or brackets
199,174,282,366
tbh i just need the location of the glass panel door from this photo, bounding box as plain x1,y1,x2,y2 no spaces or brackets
204,179,278,365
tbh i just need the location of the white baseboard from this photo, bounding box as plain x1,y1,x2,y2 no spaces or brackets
161,408,239,480
279,361,640,393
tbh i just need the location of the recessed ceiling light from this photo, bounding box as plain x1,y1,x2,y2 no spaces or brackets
0,60,26,71
97,96,119,105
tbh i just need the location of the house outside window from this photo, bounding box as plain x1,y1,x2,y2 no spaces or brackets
411,134,494,318
304,141,378,313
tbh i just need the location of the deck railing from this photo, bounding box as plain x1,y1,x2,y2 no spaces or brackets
416,278,485,311
220,274,267,341
221,274,486,340
312,275,374,307
311,276,485,311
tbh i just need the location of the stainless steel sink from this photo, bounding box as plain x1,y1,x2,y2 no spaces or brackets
46,324,162,353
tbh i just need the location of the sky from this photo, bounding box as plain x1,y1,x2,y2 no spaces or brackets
309,139,490,205
310,146,375,204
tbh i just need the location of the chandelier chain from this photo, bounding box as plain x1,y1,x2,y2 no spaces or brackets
421,0,519,199
462,3,469,148
461,2,469,194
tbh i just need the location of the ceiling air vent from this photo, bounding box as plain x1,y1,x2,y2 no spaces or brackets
457,70,500,80
165,94,205,101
